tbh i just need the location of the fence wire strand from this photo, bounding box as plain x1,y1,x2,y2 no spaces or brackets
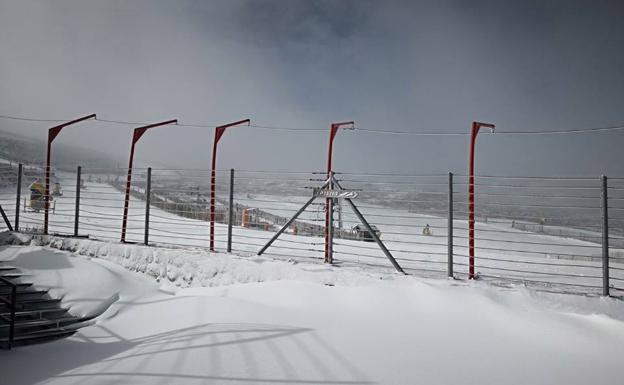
1,165,623,297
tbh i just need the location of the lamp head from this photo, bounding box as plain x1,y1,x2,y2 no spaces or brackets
472,122,496,134
474,121,495,134
334,121,355,130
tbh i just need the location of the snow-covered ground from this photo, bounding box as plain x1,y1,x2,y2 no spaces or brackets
1,173,622,295
1,242,624,385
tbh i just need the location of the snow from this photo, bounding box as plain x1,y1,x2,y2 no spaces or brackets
1,242,624,384
34,234,390,289
0,242,149,317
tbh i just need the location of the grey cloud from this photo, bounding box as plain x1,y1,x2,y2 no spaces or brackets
0,0,622,176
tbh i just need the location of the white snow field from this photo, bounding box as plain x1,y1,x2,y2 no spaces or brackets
1,242,624,385
1,172,623,295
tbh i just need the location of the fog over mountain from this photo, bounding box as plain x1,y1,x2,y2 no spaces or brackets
1,0,623,176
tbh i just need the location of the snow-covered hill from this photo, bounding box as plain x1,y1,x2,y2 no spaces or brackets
1,244,623,385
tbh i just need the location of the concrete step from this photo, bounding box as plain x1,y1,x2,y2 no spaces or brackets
0,307,70,320
0,328,77,348
0,265,89,349
0,290,49,301
0,273,23,279
0,316,83,333
0,282,33,290
0,284,39,293
0,297,62,310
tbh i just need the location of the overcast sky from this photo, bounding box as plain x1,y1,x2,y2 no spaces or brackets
0,0,623,176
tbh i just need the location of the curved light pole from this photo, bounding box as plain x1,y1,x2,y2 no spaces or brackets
120,119,178,243
468,121,495,279
325,121,355,263
209,119,251,251
44,113,96,234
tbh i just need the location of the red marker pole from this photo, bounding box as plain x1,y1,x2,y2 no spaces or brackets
209,119,250,251
325,121,354,264
468,121,495,279
44,114,96,235
120,119,177,242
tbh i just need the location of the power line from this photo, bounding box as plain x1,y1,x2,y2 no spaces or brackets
0,114,324,132
179,122,325,131
1,113,624,135
0,114,66,123
355,124,624,136
354,128,467,136
249,124,326,132
496,124,624,135
94,118,161,126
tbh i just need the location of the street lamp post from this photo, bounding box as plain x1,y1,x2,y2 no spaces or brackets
209,119,251,251
44,114,96,234
325,121,355,263
120,119,178,243
468,121,495,279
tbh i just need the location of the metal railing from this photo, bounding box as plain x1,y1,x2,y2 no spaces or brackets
0,163,623,297
0,276,17,350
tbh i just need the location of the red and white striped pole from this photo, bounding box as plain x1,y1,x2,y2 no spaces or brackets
325,121,354,264
468,121,495,279
44,114,96,235
120,119,177,243
209,119,250,251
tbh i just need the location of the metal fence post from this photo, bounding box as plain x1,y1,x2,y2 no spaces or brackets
74,166,81,237
601,175,609,296
9,285,16,349
327,171,335,264
227,168,234,253
448,172,454,278
15,164,22,231
0,205,12,232
144,167,151,245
